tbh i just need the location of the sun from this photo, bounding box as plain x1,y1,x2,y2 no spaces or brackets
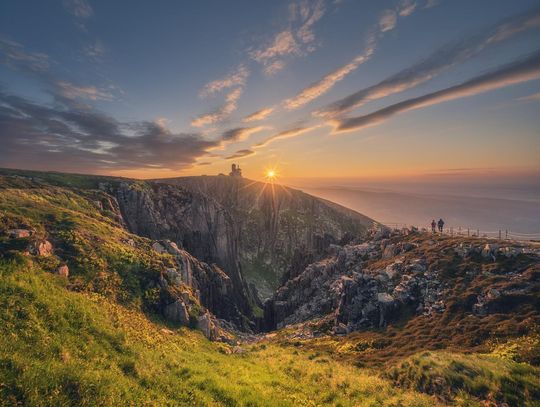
264,168,278,182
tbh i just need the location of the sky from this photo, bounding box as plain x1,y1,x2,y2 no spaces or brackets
1,0,540,183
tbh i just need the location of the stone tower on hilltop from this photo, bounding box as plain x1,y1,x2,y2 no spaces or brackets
229,163,242,177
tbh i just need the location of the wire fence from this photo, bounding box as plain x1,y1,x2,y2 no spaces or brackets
381,222,540,242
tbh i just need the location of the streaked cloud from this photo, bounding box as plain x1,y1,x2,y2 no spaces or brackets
250,0,326,75
332,51,540,133
284,36,375,110
226,149,255,160
243,107,275,122
379,10,397,32
0,37,50,73
316,7,540,118
398,0,417,17
0,90,218,172
518,91,540,101
200,65,249,97
84,40,105,60
221,126,267,143
254,125,321,148
192,87,243,127
63,0,93,18
55,81,113,101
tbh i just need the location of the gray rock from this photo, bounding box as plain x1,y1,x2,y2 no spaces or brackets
164,300,190,325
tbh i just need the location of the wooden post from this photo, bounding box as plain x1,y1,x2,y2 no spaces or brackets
498,230,501,239
505,230,508,240
467,228,470,237
477,229,479,237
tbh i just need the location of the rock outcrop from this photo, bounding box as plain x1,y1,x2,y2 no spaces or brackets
265,230,540,334
154,176,375,298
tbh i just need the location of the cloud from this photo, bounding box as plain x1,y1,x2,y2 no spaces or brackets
254,125,321,148
264,60,287,76
250,0,326,75
518,91,540,101
316,7,540,118
332,50,540,133
199,65,249,97
243,107,275,122
0,90,218,172
398,0,417,17
1,37,119,106
55,81,113,101
84,40,105,60
225,149,255,160
221,126,267,143
379,10,397,32
191,87,243,127
63,0,93,18
284,36,375,110
0,38,50,73
251,31,301,64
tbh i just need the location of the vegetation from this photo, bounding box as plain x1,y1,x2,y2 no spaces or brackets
0,169,538,406
0,259,437,406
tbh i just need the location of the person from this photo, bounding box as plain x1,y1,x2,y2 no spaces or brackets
431,219,436,233
437,218,444,233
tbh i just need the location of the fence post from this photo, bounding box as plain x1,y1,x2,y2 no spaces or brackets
467,228,470,237
477,229,479,238
498,230,501,239
505,230,508,240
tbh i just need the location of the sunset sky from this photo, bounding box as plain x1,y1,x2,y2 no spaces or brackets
1,0,539,182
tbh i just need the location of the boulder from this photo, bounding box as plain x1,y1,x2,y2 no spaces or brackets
55,265,69,278
31,240,53,256
197,312,220,341
152,242,166,253
8,229,31,238
163,300,190,325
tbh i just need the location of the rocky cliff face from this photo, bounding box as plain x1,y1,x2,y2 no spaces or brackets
155,176,375,298
264,229,540,334
111,181,255,322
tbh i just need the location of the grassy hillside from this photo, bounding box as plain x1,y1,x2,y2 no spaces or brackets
0,259,438,406
1,169,539,406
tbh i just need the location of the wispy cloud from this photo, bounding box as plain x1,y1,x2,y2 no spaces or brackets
518,91,540,101
221,126,267,143
332,50,540,133
84,40,105,60
316,7,540,118
63,0,93,18
254,125,321,148
191,87,243,127
199,65,249,97
284,36,375,110
226,149,255,160
243,107,275,122
0,37,50,73
379,10,397,32
249,0,326,75
398,0,417,17
55,81,113,101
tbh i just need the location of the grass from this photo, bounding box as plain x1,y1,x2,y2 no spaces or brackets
1,169,539,406
0,259,437,406
385,351,540,406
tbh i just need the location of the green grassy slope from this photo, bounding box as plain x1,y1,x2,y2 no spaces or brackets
0,259,437,406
